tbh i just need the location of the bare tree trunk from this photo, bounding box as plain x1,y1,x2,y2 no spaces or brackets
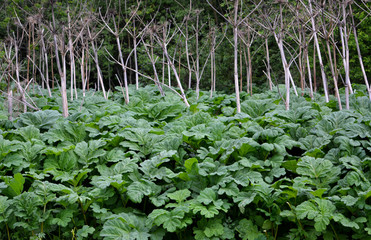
341,1,353,98
162,51,165,85
51,48,55,90
265,37,272,91
213,48,216,93
274,32,290,110
40,28,52,97
178,42,181,80
339,25,350,110
247,30,252,95
144,36,164,96
233,0,241,113
239,44,243,92
185,21,192,89
133,19,139,90
313,41,317,93
4,43,14,118
90,39,107,99
243,45,249,93
171,34,182,88
8,89,13,121
14,39,27,113
308,0,329,102
326,40,342,109
187,2,193,89
195,11,201,99
27,25,31,86
168,60,171,86
32,23,36,91
210,27,216,97
115,35,129,103
81,46,86,97
155,34,190,107
68,7,76,101
52,5,68,117
40,49,44,90
210,46,214,97
306,49,314,99
298,37,304,95
349,4,370,100
86,43,90,91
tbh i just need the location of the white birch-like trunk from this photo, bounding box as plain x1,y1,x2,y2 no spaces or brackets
308,0,329,102
67,7,74,101
15,41,27,113
52,7,68,117
265,38,272,91
133,19,139,90
275,33,290,110
8,89,13,120
149,35,165,96
349,4,370,100
212,31,216,94
162,51,165,85
115,36,129,103
233,0,241,113
326,41,342,109
61,50,69,116
81,47,86,97
68,36,75,100
210,28,216,97
340,26,350,110
305,48,314,99
186,22,192,89
210,47,214,97
158,37,190,107
90,40,107,99
40,29,52,97
195,13,200,99
247,41,252,95
342,2,353,97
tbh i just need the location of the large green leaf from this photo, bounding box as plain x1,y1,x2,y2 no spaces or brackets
7,173,25,197
15,110,61,130
296,156,340,188
127,180,159,203
75,140,106,165
101,213,152,240
148,208,191,232
296,198,336,232
43,121,86,144
236,219,265,240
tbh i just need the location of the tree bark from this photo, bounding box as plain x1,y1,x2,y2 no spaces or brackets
40,28,52,97
265,38,272,91
52,5,68,117
349,4,369,99
8,89,13,121
233,0,241,113
133,18,139,90
155,33,190,107
308,0,329,102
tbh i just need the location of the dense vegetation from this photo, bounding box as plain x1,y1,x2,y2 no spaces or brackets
0,0,370,239
0,86,370,239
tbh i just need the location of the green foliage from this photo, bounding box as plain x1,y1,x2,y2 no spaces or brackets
0,86,370,239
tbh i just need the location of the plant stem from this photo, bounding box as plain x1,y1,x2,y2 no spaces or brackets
330,223,339,240
274,224,278,240
287,202,306,238
5,221,10,240
78,199,88,225
41,203,47,233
